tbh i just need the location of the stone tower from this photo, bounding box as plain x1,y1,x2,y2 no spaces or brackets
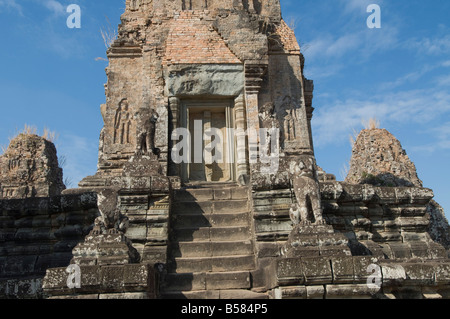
0,133,65,199
79,0,316,190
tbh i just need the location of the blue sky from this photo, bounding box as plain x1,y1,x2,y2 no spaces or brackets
0,0,449,218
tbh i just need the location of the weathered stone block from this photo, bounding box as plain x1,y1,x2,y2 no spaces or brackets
302,257,333,285
306,285,325,299
123,264,151,287
353,256,380,284
402,264,436,286
331,257,354,283
80,265,101,288
42,267,69,290
434,264,450,284
325,284,374,299
380,263,407,286
388,242,412,259
101,265,125,290
277,257,304,286
99,292,149,299
277,286,307,299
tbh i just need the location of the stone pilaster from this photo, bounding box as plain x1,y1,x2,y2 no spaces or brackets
234,94,249,185
244,62,267,172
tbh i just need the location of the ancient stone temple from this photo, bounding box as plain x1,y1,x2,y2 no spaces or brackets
1,0,450,299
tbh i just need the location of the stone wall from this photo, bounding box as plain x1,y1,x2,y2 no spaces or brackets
43,263,158,299
0,193,98,298
321,182,447,259
252,182,447,262
274,256,450,299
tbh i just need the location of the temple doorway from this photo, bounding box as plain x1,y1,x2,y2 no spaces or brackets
181,100,235,183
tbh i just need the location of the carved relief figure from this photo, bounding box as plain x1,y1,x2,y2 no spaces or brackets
259,102,279,157
284,109,296,141
135,105,160,156
280,96,300,143
114,99,132,145
289,155,323,225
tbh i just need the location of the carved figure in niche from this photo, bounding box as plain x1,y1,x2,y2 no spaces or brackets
130,0,140,11
284,109,297,141
114,99,132,145
289,155,323,225
135,105,161,156
259,102,279,157
281,97,298,142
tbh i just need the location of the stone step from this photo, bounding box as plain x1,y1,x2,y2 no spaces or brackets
171,199,249,215
171,212,250,229
173,187,249,202
172,226,252,242
162,271,251,292
169,255,256,273
160,289,269,300
170,240,254,258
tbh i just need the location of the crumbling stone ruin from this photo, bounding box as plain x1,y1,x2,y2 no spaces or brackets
346,126,450,257
345,128,423,188
1,0,450,299
0,132,65,199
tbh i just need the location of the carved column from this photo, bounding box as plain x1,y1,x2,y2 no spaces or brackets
304,78,315,153
168,97,180,177
244,63,267,170
234,94,249,184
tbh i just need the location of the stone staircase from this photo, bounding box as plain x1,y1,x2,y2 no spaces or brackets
161,183,267,299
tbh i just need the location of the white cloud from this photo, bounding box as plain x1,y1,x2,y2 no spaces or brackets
341,0,382,15
43,0,65,16
312,88,450,148
436,74,450,88
0,0,23,15
380,63,439,90
411,122,450,153
303,13,399,59
405,34,450,56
